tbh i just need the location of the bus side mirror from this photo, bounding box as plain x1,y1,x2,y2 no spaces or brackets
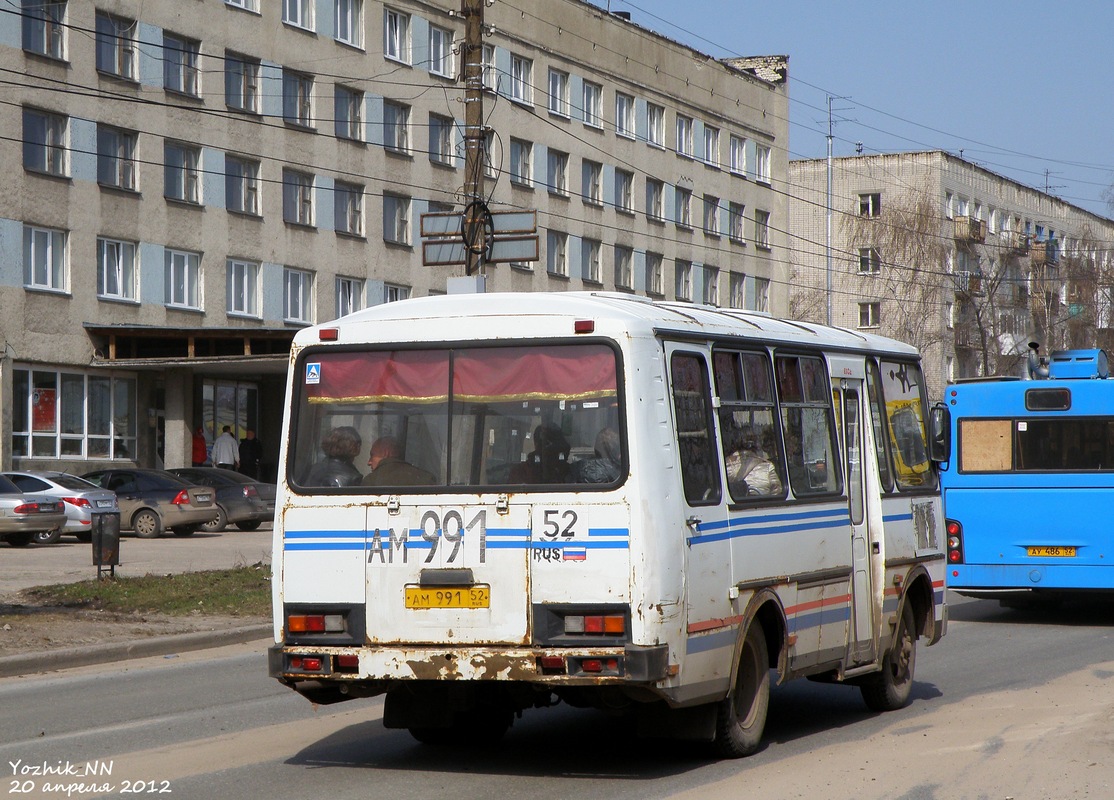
928,403,951,463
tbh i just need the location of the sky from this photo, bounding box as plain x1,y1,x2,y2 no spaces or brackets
596,0,1114,218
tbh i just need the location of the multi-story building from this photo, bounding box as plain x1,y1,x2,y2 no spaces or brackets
789,151,1114,398
4,0,789,474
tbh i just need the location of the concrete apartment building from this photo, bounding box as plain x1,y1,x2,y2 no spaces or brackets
789,151,1114,399
3,0,789,475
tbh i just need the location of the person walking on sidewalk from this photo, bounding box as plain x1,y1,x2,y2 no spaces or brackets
211,426,239,471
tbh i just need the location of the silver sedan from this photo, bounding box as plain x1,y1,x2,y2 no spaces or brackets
0,473,67,547
3,471,120,545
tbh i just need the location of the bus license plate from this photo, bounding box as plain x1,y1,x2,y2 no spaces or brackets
405,585,491,609
1026,546,1076,557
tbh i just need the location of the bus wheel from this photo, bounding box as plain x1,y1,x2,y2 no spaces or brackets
861,602,916,712
713,621,769,758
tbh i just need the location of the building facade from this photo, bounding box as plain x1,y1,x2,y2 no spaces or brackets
4,0,789,474
789,151,1114,399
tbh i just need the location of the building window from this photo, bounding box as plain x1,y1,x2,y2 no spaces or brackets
583,159,602,206
335,0,362,47
547,149,568,196
226,0,259,10
945,301,954,330
646,178,664,222
23,0,67,60
582,238,602,284
384,8,410,63
582,81,602,128
729,272,745,308
675,114,693,157
164,141,201,204
23,107,67,176
283,69,314,128
675,259,692,301
228,258,259,317
754,277,769,312
510,54,532,104
510,138,532,186
615,92,635,138
428,24,453,78
97,237,136,301
225,52,260,114
383,101,410,153
482,44,497,91
614,169,633,213
546,68,569,117
95,12,136,80
704,125,720,167
96,125,136,191
754,209,771,249
428,113,455,165
225,155,260,216
675,187,692,229
335,85,363,140
614,245,633,289
858,247,881,274
859,192,881,217
858,302,880,328
382,193,410,244
646,251,663,296
647,103,665,147
24,225,66,291
703,195,719,235
756,144,771,183
163,33,199,97
284,267,314,324
546,230,568,277
282,168,314,226
483,130,496,177
385,284,411,303
334,181,364,237
729,134,747,175
11,368,137,460
283,0,314,29
703,265,719,306
165,249,200,309
729,202,746,242
336,276,364,317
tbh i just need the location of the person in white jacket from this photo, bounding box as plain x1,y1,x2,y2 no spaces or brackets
211,426,240,471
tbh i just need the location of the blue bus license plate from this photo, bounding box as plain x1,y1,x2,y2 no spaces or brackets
1026,546,1076,557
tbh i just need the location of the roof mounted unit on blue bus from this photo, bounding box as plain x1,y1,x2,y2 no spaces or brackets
1025,342,1109,380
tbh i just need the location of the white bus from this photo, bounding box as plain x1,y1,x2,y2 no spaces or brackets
269,292,948,756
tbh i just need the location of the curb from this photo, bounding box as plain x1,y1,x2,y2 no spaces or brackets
0,624,273,678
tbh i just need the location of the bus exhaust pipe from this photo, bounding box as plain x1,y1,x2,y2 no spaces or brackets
1027,342,1049,380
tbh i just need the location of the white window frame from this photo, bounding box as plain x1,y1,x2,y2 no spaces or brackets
510,54,532,104
283,267,313,324
482,44,497,91
335,0,363,47
336,275,364,317
614,245,633,289
164,141,201,204
97,237,136,301
646,178,664,222
227,258,260,317
23,107,67,176
703,265,719,306
226,52,260,114
754,277,770,313
225,155,260,216
583,159,602,206
163,33,199,97
646,251,663,296
675,259,692,301
675,187,692,229
754,209,771,249
510,138,532,186
24,225,67,291
756,144,771,183
703,125,720,167
164,248,201,309
615,92,635,139
546,230,568,277
858,247,881,274
647,103,665,147
428,113,455,166
384,8,410,64
614,169,633,213
428,24,453,78
729,134,747,175
858,301,880,329
95,12,136,80
383,101,410,153
96,125,136,191
729,202,746,243
282,168,315,226
582,238,602,284
547,149,568,196
283,68,314,128
335,85,364,140
582,81,602,128
703,194,719,235
675,114,693,157
385,283,411,303
858,192,881,217
334,181,364,237
382,193,410,244
548,68,569,117
226,0,259,9
729,272,745,309
23,0,67,60
283,0,314,30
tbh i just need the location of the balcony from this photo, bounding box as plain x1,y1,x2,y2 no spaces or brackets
954,216,986,244
1030,239,1059,267
954,270,983,295
1003,230,1029,254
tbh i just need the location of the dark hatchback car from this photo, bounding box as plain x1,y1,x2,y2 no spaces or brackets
81,469,218,538
167,467,274,532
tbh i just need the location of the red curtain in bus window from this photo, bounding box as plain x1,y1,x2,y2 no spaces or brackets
305,351,450,404
453,345,617,402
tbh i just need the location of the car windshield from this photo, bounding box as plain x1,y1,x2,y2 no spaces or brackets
47,474,101,491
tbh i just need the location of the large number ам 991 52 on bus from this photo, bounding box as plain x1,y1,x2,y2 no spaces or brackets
268,292,950,757
941,343,1114,602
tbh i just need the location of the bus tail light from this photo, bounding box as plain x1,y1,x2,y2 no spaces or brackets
565,614,625,636
946,519,964,564
288,613,345,633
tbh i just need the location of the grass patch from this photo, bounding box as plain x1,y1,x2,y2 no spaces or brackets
24,564,271,617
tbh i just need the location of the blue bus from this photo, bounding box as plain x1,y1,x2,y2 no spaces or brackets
941,346,1114,599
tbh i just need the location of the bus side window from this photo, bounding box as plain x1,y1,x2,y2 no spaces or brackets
670,352,722,505
776,354,840,496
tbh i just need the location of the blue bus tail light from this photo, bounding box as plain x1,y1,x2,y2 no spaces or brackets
946,519,963,563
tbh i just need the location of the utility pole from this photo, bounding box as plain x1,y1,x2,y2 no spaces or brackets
461,0,487,278
826,95,833,327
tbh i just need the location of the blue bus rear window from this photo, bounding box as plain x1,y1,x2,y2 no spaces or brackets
1025,388,1070,411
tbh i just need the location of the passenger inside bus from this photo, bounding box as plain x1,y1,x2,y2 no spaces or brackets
570,427,622,483
509,424,571,483
362,436,436,487
725,428,783,497
304,426,363,487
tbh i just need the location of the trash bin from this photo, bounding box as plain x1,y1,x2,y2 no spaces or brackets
91,512,121,578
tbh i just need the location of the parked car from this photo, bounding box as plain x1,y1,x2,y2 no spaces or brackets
3,471,120,544
80,469,218,538
0,474,67,547
166,467,274,532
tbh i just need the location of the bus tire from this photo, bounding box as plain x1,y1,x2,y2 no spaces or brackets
713,620,769,758
860,602,916,712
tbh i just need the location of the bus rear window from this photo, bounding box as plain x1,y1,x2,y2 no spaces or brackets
290,343,622,491
959,417,1114,472
1025,388,1071,411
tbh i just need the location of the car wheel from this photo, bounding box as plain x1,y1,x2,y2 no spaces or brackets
6,533,33,548
201,505,228,533
32,529,62,545
235,520,262,531
132,509,163,539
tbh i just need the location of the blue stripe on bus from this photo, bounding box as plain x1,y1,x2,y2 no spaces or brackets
691,517,850,545
285,526,632,552
284,542,367,551
687,627,737,654
588,528,630,537
788,604,851,633
284,530,367,539
696,507,847,533
882,513,913,523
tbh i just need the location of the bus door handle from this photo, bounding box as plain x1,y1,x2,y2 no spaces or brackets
685,516,701,547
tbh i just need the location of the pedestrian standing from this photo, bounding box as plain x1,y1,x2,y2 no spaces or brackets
239,429,263,479
211,425,239,471
192,426,208,467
